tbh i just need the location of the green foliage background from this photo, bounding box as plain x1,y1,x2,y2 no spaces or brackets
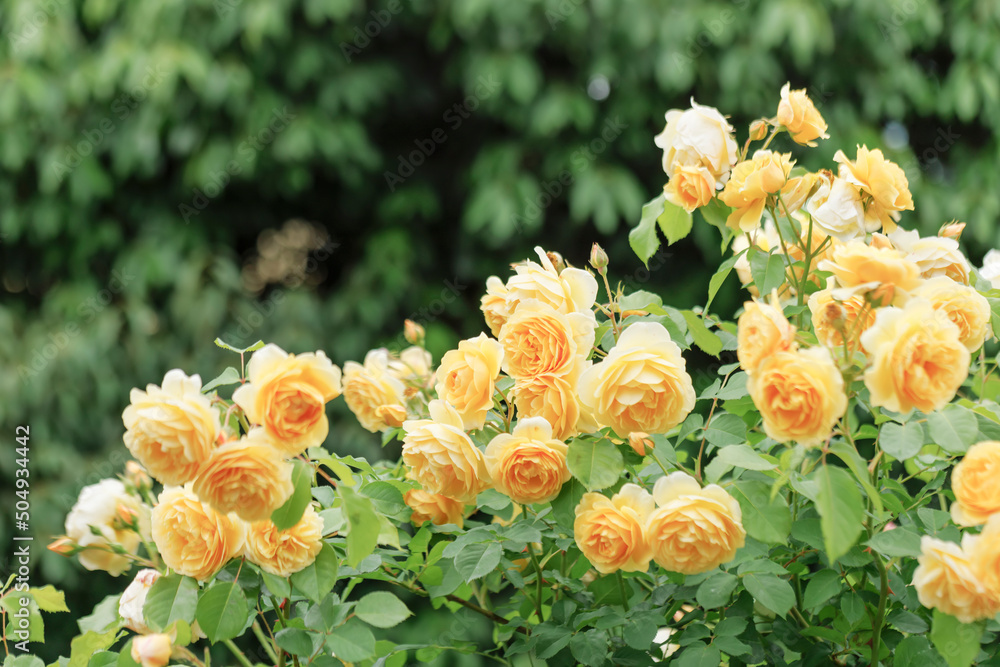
3,0,1000,658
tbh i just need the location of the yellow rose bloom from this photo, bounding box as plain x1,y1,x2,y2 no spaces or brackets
244,504,324,577
834,145,914,232
818,240,922,304
805,173,869,241
951,441,1000,526
404,489,465,528
485,417,570,505
122,369,220,486
719,150,794,232
232,344,342,455
736,293,797,376
860,299,970,414
967,515,1000,597
481,276,511,337
505,246,599,317
574,484,655,574
912,536,1000,623
663,164,715,212
191,429,295,522
151,486,245,581
647,472,745,575
654,99,739,187
401,400,491,503
780,171,823,213
889,227,971,284
512,372,598,441
435,333,504,430
808,286,876,353
342,349,408,433
578,323,695,436
912,277,991,352
776,83,829,146
747,346,847,446
498,299,594,380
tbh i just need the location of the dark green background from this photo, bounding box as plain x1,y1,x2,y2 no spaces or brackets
3,0,999,659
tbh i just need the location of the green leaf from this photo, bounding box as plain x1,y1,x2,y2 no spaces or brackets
927,406,978,455
260,570,291,599
705,249,745,313
896,636,947,667
696,571,739,609
201,366,241,392
703,414,747,447
731,479,791,544
195,581,249,643
341,486,379,568
326,618,376,662
453,541,502,581
713,444,775,471
879,421,925,460
78,594,121,634
569,628,609,667
290,543,338,604
742,572,795,618
801,570,841,610
271,459,313,531
866,527,923,558
629,193,664,266
657,198,693,245
69,629,120,667
749,249,786,297
681,309,722,357
566,437,624,490
354,591,412,628
29,585,69,612
275,627,316,656
930,610,984,667
674,641,722,667
815,465,864,562
213,338,265,354
143,574,198,631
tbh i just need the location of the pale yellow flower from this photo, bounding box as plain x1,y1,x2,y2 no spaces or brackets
574,484,654,574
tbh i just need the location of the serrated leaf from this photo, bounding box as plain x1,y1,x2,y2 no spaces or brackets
879,421,925,460
731,479,791,544
749,249,786,297
927,406,978,455
815,465,864,562
453,541,502,581
354,591,412,628
706,249,745,313
326,618,376,662
143,574,198,631
214,338,265,353
275,627,316,656
681,309,722,357
68,629,120,667
341,486,379,568
896,636,947,667
201,366,241,393
271,459,313,531
801,570,841,610
742,572,794,618
930,610,983,667
30,585,69,612
566,437,624,491
195,581,249,643
657,198,693,245
696,571,739,609
290,543,338,604
866,527,922,558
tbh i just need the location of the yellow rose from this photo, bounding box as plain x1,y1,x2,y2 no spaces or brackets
805,173,869,241
912,277,990,352
776,82,829,146
232,344,342,455
646,472,745,575
951,441,1000,526
860,298,970,414
151,486,244,581
342,349,408,433
131,634,173,667
191,429,294,522
485,417,570,505
834,145,914,232
912,536,1000,623
817,240,922,304
244,504,324,577
574,484,654,574
65,479,149,576
890,227,971,284
808,285,877,353
388,346,434,385
780,171,823,213
719,150,794,232
968,515,1000,597
481,276,510,337
404,489,465,528
512,372,597,441
122,369,220,486
435,333,504,430
663,164,715,212
578,323,695,436
505,246,599,317
736,293,797,375
498,299,594,380
402,400,491,502
654,99,739,187
747,346,847,445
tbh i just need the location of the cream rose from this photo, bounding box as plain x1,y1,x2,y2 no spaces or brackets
151,486,244,581
65,479,149,576
131,634,173,667
498,299,594,379
647,472,745,575
912,536,1000,623
481,276,511,337
122,369,220,486
980,249,1000,289
574,484,654,574
505,246,599,317
435,333,504,430
513,372,598,441
860,299,970,414
232,344,342,455
736,293,797,375
889,227,971,284
485,417,570,505
654,99,739,187
834,145,914,232
912,277,990,352
806,173,868,241
401,400,491,503
747,346,847,446
388,346,434,384
951,441,1000,526
191,429,295,522
244,504,324,577
119,569,162,633
578,322,695,436
342,349,408,433
776,83,829,146
404,489,465,529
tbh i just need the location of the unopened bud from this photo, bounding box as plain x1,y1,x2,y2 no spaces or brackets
404,319,425,346
589,243,609,273
869,232,894,250
125,461,152,491
749,119,769,141
131,633,173,667
546,251,566,273
628,432,653,457
939,220,966,240
115,503,139,529
47,537,77,556
376,404,407,428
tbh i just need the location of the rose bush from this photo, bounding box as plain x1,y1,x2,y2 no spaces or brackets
12,84,1000,667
